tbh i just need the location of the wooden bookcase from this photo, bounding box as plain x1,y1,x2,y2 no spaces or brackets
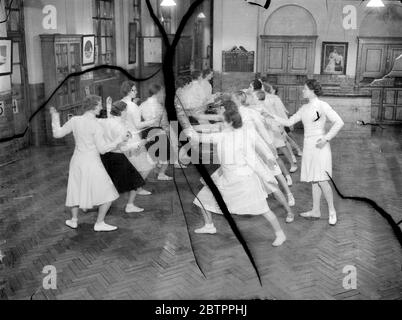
40,34,94,145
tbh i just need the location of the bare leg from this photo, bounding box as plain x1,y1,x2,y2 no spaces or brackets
137,169,153,195
66,206,79,229
286,141,297,163
126,190,144,213
96,202,112,224
71,207,79,220
300,183,321,218
157,163,173,180
279,146,297,172
94,201,118,232
127,190,137,206
275,174,294,202
195,207,216,234
262,210,286,246
287,134,302,156
319,181,337,225
273,190,294,222
277,157,293,186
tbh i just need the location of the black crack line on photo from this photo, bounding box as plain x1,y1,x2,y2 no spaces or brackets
0,65,161,144
0,0,14,24
145,0,262,285
245,0,271,10
327,172,402,249
357,120,385,130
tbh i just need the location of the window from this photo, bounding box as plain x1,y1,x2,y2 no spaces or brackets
92,0,115,65
5,0,22,33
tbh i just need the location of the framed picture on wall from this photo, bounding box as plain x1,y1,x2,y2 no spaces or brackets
0,38,13,76
321,42,348,75
82,35,95,66
143,37,162,64
129,23,137,64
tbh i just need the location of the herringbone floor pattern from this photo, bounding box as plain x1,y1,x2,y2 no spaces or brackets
0,127,401,300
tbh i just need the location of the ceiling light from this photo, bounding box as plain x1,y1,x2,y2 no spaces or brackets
161,0,176,7
197,12,206,19
367,0,385,7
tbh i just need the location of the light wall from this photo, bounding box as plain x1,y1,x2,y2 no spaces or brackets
24,0,138,85
213,0,402,76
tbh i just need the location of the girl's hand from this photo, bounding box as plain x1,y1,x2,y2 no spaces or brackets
263,111,275,119
106,96,112,107
316,138,327,149
49,106,58,115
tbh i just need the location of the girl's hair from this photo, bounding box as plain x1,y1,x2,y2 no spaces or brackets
305,79,323,97
251,79,262,90
110,100,127,117
149,84,162,97
191,70,202,80
82,95,102,113
223,101,243,129
120,81,136,97
233,91,247,104
271,85,279,95
202,69,213,78
255,90,266,101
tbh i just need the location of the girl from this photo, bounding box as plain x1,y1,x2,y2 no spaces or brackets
190,101,287,247
140,84,176,180
50,95,126,232
120,81,158,190
247,90,294,187
266,79,344,225
268,84,303,161
99,101,147,213
232,91,295,213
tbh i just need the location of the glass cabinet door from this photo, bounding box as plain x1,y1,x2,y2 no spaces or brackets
69,42,81,105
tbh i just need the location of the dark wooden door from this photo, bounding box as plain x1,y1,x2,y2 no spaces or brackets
386,44,402,74
261,41,288,74
6,0,29,144
260,36,316,75
360,43,387,79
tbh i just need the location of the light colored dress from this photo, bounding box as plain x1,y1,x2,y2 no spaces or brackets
140,96,168,130
51,112,119,209
200,79,213,104
123,97,156,174
238,106,282,176
273,98,344,182
259,96,287,148
193,128,276,215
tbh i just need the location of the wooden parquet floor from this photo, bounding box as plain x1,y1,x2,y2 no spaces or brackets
0,127,401,300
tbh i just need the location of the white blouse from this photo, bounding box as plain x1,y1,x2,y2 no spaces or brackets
139,96,169,130
273,98,344,141
51,113,118,155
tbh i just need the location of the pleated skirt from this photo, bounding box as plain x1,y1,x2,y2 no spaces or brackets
194,170,269,215
101,152,145,193
66,151,119,209
300,135,332,182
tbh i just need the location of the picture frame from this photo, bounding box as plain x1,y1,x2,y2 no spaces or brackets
142,37,163,64
82,35,95,66
129,22,137,64
0,38,13,76
321,42,348,75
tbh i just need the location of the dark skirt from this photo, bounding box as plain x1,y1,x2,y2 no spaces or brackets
101,152,145,194
142,127,171,162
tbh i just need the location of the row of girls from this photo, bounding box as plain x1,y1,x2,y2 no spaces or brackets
185,78,344,247
50,81,182,232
